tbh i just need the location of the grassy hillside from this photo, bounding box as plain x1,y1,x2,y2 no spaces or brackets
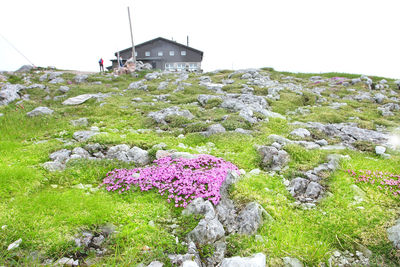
0,67,399,266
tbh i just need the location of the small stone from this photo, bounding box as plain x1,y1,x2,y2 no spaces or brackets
282,257,304,267
70,118,88,127
147,261,163,267
375,146,386,155
59,86,70,93
26,107,54,117
92,235,105,247
7,238,22,250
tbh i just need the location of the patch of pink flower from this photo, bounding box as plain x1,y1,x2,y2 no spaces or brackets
102,154,239,207
347,169,400,196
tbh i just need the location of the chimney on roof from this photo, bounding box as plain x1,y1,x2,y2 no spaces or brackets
187,36,189,46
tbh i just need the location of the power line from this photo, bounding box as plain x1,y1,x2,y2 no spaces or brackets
0,33,35,67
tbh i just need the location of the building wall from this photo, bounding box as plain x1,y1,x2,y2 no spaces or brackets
117,39,202,70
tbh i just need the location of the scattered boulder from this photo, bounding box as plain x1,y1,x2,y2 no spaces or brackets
62,94,94,105
148,106,194,124
0,83,25,106
387,219,400,249
49,77,65,84
187,217,225,245
282,257,304,267
16,65,33,72
59,86,70,93
375,146,386,155
70,118,88,127
258,145,290,171
236,202,270,235
201,124,226,137
290,128,311,138
220,253,266,267
50,149,71,163
26,107,54,117
128,80,147,90
43,161,65,172
7,238,22,251
74,74,88,83
73,130,99,142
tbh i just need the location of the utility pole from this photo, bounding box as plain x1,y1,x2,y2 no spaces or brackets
127,6,136,63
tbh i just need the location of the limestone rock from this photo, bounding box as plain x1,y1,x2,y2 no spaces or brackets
43,161,65,172
50,149,71,163
237,202,270,235
74,74,88,83
0,84,25,106
148,106,194,124
290,128,311,138
26,107,54,117
62,94,94,105
73,130,98,142
127,146,150,166
220,253,266,267
282,257,304,267
187,217,225,245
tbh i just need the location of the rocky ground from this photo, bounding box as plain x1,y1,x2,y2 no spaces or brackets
0,65,400,266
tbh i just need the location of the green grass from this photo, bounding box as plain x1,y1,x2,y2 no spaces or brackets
0,68,400,265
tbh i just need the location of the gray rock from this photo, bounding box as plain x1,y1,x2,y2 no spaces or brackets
315,139,328,146
258,146,290,171
49,77,65,84
220,253,266,267
237,202,270,235
107,144,130,161
283,257,304,267
26,107,54,117
72,147,90,158
182,261,199,267
197,94,222,107
39,73,48,82
59,86,70,93
202,124,226,137
85,143,104,153
0,83,25,106
55,257,78,266
73,130,98,142
26,84,46,90
145,72,160,81
182,198,216,220
157,81,169,90
16,65,33,72
50,149,71,163
374,93,386,104
7,238,22,250
288,177,309,196
74,74,88,83
43,161,65,172
187,216,225,245
290,128,311,138
128,80,146,90
147,261,163,267
375,146,386,155
127,146,150,165
92,235,105,247
148,106,194,124
62,94,94,105
305,182,323,198
70,118,88,127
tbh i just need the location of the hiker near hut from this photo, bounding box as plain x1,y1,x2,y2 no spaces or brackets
99,58,104,72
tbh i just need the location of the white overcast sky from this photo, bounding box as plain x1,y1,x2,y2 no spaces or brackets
0,0,399,78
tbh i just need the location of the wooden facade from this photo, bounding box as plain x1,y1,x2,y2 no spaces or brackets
109,37,203,71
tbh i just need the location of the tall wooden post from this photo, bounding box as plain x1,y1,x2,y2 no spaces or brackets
127,7,136,63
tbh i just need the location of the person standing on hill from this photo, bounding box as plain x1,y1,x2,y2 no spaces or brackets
99,58,104,72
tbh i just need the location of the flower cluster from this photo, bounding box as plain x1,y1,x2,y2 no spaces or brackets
347,169,400,196
102,155,239,207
